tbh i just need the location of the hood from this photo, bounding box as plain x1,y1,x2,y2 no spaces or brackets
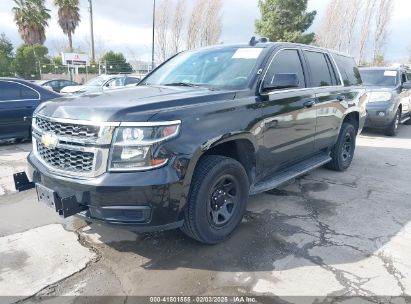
35,85,236,122
60,85,100,94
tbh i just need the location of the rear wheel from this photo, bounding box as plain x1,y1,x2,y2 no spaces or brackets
326,122,357,172
384,108,401,136
181,155,249,244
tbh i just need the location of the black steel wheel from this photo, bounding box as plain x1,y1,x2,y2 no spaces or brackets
207,175,239,228
326,122,357,172
181,155,249,244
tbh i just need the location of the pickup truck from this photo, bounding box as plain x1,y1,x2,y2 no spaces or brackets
17,39,367,244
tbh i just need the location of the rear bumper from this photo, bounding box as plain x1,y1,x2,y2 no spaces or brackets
28,152,187,231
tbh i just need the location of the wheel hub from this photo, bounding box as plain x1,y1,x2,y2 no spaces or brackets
341,133,352,161
208,176,238,227
211,189,228,211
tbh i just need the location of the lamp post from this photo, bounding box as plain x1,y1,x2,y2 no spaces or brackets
89,0,95,62
151,0,156,71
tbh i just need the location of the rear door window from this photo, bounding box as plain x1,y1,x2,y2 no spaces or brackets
20,86,39,99
265,49,306,89
304,51,334,87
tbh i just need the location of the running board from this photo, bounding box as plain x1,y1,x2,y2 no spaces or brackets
249,153,332,195
401,116,411,124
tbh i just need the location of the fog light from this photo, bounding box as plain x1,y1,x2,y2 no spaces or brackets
378,111,386,117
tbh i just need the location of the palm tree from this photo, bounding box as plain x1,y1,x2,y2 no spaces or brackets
54,0,80,52
13,0,51,45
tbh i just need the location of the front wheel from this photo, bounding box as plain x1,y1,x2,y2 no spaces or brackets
181,156,249,244
326,122,357,172
384,108,401,136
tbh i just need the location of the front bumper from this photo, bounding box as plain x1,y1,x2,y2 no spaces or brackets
364,102,396,129
27,152,186,231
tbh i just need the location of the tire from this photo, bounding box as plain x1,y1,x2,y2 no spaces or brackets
384,108,401,136
326,122,357,172
181,155,249,244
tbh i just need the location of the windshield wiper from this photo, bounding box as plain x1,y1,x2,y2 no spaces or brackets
163,82,219,91
163,82,201,88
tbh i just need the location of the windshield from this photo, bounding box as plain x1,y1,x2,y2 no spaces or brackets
142,47,264,90
360,70,398,87
35,80,48,85
84,76,110,87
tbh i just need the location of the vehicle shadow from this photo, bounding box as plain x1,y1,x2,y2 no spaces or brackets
81,143,411,274
361,124,411,139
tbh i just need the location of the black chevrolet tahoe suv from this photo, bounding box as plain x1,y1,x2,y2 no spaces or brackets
21,40,367,244
359,66,411,136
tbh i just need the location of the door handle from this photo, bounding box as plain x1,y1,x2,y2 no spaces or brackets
337,95,346,102
303,100,316,108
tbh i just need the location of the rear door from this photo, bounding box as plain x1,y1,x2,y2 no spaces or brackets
0,81,40,140
304,51,361,151
260,48,317,176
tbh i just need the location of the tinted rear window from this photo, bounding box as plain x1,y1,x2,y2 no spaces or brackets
333,54,362,86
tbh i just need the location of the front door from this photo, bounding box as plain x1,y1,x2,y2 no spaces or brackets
259,48,317,177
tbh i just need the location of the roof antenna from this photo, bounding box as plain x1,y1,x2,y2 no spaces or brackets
249,36,257,46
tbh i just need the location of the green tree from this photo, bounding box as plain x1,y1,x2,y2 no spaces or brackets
0,33,14,76
373,55,385,67
54,0,80,52
12,44,49,79
12,0,51,45
101,51,133,74
255,0,317,44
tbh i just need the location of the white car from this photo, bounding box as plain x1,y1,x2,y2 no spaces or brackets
60,75,140,95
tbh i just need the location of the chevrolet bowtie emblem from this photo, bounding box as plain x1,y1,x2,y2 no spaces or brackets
41,133,59,149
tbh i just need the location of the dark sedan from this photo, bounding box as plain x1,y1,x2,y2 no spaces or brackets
0,78,61,142
35,79,78,93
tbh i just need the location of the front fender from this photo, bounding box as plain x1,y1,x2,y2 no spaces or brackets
182,132,259,189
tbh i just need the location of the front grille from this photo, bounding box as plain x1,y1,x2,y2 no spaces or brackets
37,141,94,173
36,116,100,139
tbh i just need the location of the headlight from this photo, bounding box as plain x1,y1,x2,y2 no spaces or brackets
109,122,181,171
368,92,393,103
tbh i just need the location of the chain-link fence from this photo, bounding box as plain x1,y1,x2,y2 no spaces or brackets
38,61,153,84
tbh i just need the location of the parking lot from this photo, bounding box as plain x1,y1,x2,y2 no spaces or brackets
1,127,411,301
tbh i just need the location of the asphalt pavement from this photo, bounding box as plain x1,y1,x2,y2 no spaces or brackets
0,127,411,302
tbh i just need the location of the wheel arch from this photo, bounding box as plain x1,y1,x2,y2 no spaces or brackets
341,111,360,133
183,133,258,191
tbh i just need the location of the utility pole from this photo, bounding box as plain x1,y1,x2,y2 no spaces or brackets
88,0,95,62
151,0,156,71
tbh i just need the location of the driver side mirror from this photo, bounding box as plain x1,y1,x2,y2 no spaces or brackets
263,73,300,91
402,81,411,91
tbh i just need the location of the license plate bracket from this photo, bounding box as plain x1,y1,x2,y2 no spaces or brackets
36,184,62,212
35,184,87,218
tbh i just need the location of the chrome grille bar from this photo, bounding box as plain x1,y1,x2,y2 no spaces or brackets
32,115,114,178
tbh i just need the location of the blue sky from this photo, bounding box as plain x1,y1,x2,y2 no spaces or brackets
0,0,410,62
